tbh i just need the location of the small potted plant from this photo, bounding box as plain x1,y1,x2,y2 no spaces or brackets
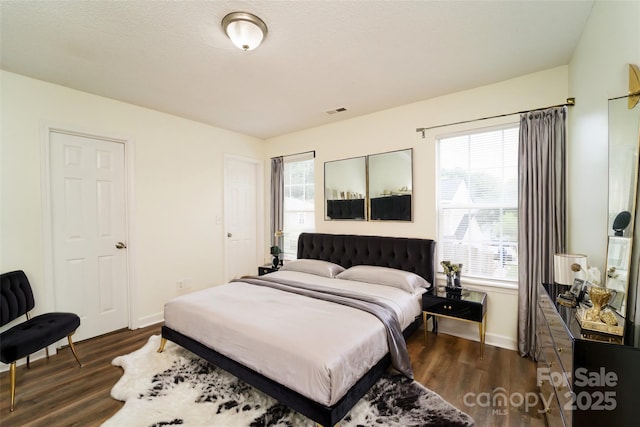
441,261,462,292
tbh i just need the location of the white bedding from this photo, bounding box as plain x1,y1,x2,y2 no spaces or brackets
163,270,424,406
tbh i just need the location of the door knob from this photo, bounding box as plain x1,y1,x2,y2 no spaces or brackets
116,242,127,249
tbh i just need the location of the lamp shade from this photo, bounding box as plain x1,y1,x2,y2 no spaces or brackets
222,12,267,51
554,253,587,286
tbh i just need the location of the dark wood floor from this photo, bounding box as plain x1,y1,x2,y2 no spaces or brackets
0,323,547,426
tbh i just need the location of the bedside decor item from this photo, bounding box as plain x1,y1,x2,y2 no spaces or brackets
270,245,282,268
440,261,462,290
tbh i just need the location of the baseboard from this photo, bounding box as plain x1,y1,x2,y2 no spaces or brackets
137,312,164,328
429,317,517,351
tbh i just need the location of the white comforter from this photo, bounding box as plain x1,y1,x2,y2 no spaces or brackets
163,270,424,406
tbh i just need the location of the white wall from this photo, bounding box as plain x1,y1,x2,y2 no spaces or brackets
265,66,570,350
567,0,640,270
0,71,263,329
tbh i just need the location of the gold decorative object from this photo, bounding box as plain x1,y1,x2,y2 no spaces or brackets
585,286,611,321
576,286,624,336
600,308,618,326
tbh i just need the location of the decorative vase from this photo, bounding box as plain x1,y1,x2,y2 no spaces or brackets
446,275,453,288
272,255,279,268
454,271,461,287
585,286,612,322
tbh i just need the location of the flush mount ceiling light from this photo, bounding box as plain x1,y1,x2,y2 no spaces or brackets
222,11,268,51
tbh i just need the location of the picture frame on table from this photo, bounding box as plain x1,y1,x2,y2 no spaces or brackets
607,289,624,312
579,281,596,307
570,278,586,302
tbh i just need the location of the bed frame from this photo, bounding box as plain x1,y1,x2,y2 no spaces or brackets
161,232,436,426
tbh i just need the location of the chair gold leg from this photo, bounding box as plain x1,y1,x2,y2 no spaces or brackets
9,362,16,412
157,337,167,353
67,333,83,367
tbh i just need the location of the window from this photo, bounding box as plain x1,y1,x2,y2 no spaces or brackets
437,125,519,282
282,153,315,259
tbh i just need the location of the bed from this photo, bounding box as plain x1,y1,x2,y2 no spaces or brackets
160,232,436,426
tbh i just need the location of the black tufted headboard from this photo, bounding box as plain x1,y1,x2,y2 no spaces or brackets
297,233,436,286
1,270,36,326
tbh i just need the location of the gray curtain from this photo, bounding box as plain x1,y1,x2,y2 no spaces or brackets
518,107,566,358
270,157,284,248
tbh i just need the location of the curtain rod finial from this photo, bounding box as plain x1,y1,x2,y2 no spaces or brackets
566,97,575,106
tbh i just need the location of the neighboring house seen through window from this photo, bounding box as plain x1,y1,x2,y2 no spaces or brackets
282,153,315,260
437,125,519,283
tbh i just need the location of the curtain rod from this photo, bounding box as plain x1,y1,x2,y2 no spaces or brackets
271,150,315,160
609,92,640,101
416,98,575,138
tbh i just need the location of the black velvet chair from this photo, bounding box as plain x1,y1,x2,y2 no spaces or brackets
0,270,82,411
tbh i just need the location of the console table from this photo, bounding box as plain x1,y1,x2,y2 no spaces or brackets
537,283,639,427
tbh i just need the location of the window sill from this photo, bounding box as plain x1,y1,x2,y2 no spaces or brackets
435,273,518,294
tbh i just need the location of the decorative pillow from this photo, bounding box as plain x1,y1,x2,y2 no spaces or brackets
336,265,430,293
279,259,345,278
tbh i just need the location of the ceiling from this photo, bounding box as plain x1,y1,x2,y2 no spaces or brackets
0,1,594,139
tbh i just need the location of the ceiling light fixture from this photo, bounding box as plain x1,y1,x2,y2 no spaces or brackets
222,12,268,51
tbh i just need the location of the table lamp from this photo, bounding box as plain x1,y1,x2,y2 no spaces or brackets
554,253,587,286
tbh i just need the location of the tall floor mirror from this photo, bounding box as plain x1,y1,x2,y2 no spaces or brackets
607,93,640,336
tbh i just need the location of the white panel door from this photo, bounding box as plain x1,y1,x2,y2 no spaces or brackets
50,131,128,342
225,157,258,281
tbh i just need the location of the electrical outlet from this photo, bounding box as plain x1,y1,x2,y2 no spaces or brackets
177,279,192,293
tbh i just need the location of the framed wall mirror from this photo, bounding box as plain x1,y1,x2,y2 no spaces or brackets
606,95,640,320
368,148,413,221
324,156,367,220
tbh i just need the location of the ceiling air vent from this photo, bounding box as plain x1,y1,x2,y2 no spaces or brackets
326,107,347,115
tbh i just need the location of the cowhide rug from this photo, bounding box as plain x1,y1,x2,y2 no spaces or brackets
103,335,474,427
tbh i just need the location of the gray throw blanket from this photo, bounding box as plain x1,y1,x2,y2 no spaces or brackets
233,275,413,379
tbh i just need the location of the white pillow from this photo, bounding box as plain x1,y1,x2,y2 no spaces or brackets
279,259,345,278
336,265,430,293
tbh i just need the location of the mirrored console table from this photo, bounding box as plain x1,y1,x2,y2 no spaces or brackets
536,283,639,427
